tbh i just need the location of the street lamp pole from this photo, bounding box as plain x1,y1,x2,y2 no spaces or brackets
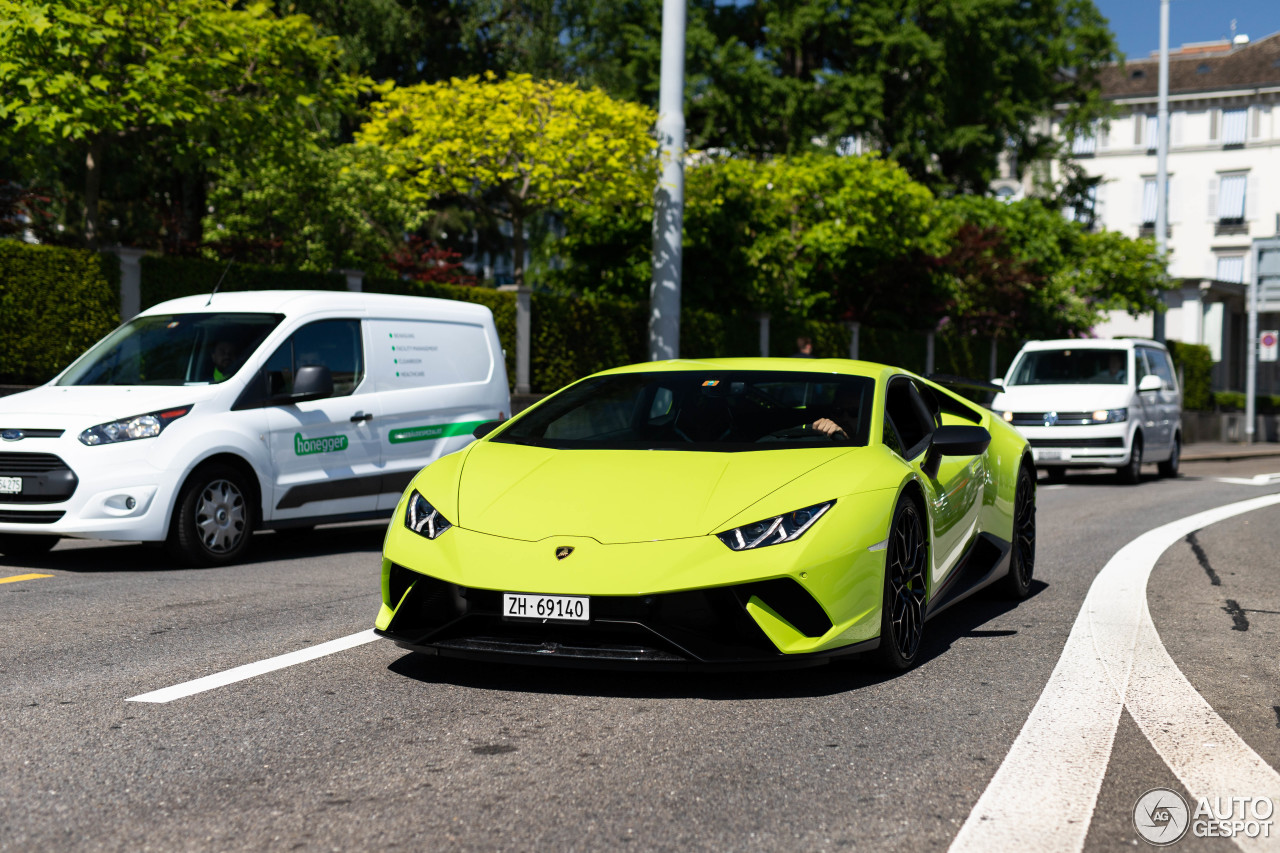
1152,0,1170,343
649,0,686,361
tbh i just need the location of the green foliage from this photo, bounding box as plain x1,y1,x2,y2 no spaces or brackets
1213,392,1280,414
357,72,658,284
1164,340,1213,412
529,292,648,391
140,256,345,311
204,141,413,274
0,241,118,383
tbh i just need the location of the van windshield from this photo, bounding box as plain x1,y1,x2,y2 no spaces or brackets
1008,349,1128,386
57,313,284,386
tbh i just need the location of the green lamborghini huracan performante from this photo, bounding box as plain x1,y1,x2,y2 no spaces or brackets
374,358,1035,671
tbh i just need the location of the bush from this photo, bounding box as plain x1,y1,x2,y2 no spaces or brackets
1165,340,1214,411
140,256,345,311
0,241,119,384
530,292,648,391
1213,392,1280,414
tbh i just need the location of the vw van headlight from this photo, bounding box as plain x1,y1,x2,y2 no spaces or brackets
716,501,833,551
1092,408,1127,423
79,406,192,446
405,491,452,539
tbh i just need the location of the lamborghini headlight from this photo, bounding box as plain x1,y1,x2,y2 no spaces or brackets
716,501,833,551
405,490,452,539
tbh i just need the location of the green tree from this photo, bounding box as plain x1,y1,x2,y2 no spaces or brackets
0,0,364,248
357,72,657,285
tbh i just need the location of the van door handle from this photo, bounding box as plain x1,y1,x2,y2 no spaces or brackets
350,412,373,423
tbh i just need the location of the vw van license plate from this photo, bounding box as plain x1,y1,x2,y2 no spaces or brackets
503,593,589,622
0,477,20,494
1036,449,1062,461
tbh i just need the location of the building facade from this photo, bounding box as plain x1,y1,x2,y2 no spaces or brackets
1059,31,1280,393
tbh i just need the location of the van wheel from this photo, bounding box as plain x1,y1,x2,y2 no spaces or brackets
167,464,254,567
0,534,59,560
1117,435,1143,484
1158,434,1181,478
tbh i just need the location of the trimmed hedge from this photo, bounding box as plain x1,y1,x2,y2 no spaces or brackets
0,241,119,384
1164,340,1214,412
141,256,346,310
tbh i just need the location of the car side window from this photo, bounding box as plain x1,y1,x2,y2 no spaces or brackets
884,378,935,459
1143,348,1177,391
265,319,364,398
1134,349,1152,387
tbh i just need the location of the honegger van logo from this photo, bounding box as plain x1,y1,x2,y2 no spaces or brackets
388,421,487,444
294,433,349,456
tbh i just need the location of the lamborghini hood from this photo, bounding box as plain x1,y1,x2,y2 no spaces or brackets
456,440,855,544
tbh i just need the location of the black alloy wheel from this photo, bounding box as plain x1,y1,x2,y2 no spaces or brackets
1118,435,1143,485
167,463,254,567
875,497,929,671
1158,434,1181,478
0,533,59,560
999,466,1036,599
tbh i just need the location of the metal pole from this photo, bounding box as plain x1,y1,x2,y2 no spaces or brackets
649,0,686,361
1247,245,1259,443
1152,0,1170,343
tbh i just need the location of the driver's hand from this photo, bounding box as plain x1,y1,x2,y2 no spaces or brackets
811,418,848,439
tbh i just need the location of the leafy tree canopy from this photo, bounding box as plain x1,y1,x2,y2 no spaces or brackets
356,72,657,285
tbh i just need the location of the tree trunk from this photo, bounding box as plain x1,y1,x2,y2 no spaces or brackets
511,212,525,287
84,137,103,250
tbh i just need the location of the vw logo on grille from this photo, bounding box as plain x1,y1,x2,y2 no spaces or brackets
0,429,23,442
1043,411,1059,427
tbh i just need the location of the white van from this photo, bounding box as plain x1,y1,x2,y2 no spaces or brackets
0,291,509,564
990,338,1182,483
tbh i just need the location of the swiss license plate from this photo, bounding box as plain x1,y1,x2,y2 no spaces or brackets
0,476,20,494
503,593,589,622
1037,449,1063,461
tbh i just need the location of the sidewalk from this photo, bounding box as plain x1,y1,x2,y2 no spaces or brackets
1181,440,1280,462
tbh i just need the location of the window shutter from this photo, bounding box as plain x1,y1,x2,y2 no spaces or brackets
1209,109,1220,142
1251,107,1262,139
1246,174,1258,220
1146,115,1159,150
1222,109,1248,145
1141,179,1158,225
1134,114,1145,147
1207,177,1218,221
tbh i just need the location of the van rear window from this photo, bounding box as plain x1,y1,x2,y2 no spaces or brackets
58,313,283,386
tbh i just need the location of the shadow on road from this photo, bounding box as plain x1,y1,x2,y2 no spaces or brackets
386,579,1048,701
0,521,387,574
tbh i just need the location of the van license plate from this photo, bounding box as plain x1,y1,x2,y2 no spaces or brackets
503,593,589,622
0,477,20,494
1037,450,1062,461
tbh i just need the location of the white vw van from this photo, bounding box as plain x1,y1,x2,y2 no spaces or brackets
0,291,509,565
990,338,1182,483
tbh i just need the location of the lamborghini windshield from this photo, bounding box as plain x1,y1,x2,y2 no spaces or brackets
57,313,283,386
495,371,874,451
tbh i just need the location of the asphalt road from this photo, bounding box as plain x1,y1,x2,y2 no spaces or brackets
2,457,1279,852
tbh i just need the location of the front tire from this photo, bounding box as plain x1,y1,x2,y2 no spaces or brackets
875,496,929,671
999,466,1036,599
1117,434,1143,485
1158,433,1181,478
167,463,254,567
0,534,59,560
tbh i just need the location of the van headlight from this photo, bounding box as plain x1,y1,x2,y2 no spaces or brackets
79,406,192,446
405,491,452,539
716,501,833,551
1092,408,1127,423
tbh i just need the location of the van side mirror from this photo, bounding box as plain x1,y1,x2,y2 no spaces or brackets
989,377,1004,388
473,420,502,439
922,425,991,478
1138,374,1163,393
289,364,334,402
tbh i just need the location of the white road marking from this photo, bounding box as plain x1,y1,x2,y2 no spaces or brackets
127,629,381,704
950,493,1280,853
1215,473,1280,486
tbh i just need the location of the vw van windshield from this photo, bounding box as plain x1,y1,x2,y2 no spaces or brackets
57,313,284,386
1008,348,1128,386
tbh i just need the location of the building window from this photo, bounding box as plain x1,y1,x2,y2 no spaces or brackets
1221,108,1248,146
1216,256,1246,283
1071,131,1096,156
1065,185,1099,228
1135,114,1159,151
1213,173,1249,236
1141,178,1158,227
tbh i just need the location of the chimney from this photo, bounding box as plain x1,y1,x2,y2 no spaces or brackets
1233,34,1250,47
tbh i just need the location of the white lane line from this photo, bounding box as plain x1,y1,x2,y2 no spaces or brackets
1215,473,1280,486
127,629,380,704
950,493,1280,853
